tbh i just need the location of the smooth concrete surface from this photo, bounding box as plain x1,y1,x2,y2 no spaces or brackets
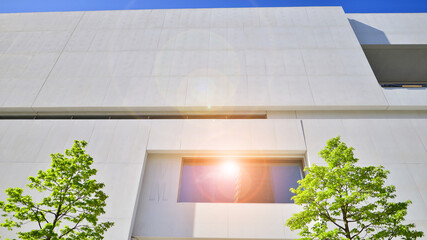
346,13,427,109
348,13,427,44
0,11,83,32
383,88,427,110
133,155,303,239
0,120,151,240
302,119,427,225
303,119,427,165
0,7,395,112
293,110,427,119
0,119,306,239
131,118,426,239
0,119,426,239
0,53,60,112
147,119,305,153
0,6,427,240
301,118,427,240
0,11,82,113
362,45,427,85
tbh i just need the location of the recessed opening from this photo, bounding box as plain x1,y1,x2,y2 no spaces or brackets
178,157,304,203
0,114,267,120
362,44,427,88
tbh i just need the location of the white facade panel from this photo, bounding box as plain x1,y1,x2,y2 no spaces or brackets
0,7,396,113
302,118,427,237
0,119,307,239
1,118,426,239
0,12,82,32
0,120,150,240
383,88,427,110
348,13,427,44
0,6,427,240
133,154,304,239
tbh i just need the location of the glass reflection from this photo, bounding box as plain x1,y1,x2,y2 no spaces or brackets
179,159,302,203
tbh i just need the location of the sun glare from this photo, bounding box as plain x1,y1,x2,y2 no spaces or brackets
221,160,239,177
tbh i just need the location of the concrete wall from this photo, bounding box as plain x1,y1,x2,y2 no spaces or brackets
0,119,426,239
348,13,427,45
2,8,427,113
1,7,427,240
0,120,150,239
0,119,305,239
347,13,427,110
133,154,303,239
0,7,393,112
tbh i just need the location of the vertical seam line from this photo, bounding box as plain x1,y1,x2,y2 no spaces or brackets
30,11,86,112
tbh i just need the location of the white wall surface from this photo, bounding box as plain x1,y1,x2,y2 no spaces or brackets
382,88,427,110
0,7,393,113
0,120,150,239
0,119,305,239
347,13,427,110
347,13,427,44
303,118,427,238
345,13,427,108
0,11,82,112
0,118,418,239
133,154,303,239
133,118,427,239
0,6,426,240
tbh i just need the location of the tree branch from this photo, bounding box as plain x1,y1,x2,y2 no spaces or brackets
350,223,372,240
314,202,346,232
58,216,84,238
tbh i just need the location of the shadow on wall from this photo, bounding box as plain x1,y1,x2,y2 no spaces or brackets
131,155,304,239
348,19,390,44
131,156,196,239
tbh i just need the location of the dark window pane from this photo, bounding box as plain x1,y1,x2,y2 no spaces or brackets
271,165,302,203
179,159,303,203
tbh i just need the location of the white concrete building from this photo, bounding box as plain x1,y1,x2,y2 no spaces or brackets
0,6,426,240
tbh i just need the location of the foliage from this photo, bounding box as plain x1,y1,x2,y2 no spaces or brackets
286,136,424,240
0,140,114,240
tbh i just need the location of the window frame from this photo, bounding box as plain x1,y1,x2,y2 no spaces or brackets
177,156,305,203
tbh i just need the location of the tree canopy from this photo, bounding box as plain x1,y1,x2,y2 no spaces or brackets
286,136,424,240
0,140,114,240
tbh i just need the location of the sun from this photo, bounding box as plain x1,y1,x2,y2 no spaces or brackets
221,160,240,177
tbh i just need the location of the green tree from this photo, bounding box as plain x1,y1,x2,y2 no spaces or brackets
286,136,424,240
0,140,114,240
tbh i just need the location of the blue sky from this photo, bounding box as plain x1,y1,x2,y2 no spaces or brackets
1,0,427,13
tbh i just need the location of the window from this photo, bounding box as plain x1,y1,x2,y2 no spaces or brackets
178,158,304,203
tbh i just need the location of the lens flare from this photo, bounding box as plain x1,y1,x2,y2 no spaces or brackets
221,160,239,177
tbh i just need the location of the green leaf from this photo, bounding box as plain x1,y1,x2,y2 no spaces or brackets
285,136,424,240
0,140,114,240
